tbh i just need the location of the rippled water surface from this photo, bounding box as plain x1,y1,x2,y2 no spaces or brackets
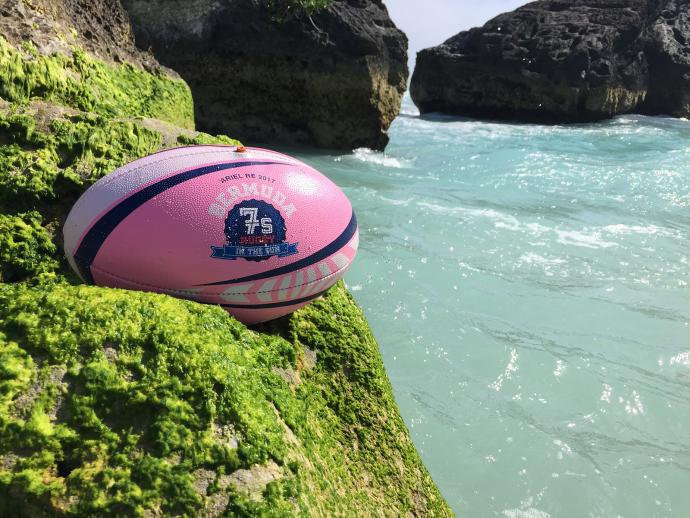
293,96,690,517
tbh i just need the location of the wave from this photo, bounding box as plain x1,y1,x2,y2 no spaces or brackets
416,201,616,248
602,223,673,236
555,229,617,249
335,147,413,169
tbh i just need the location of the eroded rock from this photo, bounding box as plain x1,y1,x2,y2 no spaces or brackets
121,0,408,150
219,461,283,501
642,0,690,116
411,0,690,122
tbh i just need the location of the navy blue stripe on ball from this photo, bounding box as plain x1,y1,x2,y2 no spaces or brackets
73,161,282,284
197,210,357,287
220,286,331,309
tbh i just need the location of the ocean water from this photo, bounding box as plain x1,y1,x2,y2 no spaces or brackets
294,95,690,517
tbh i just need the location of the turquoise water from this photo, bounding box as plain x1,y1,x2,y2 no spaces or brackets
295,95,690,517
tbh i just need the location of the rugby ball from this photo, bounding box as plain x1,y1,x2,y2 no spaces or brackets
63,145,358,324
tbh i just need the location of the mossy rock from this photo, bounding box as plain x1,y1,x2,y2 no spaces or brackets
0,281,449,516
0,211,59,283
0,32,451,517
0,37,193,129
0,36,239,280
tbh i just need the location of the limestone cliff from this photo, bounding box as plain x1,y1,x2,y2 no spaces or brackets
121,0,408,151
411,0,690,123
0,1,450,515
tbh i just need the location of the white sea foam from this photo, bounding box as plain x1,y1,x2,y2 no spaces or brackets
341,147,412,168
416,201,522,229
503,508,551,518
613,116,636,125
518,253,567,268
602,224,671,236
377,195,413,206
417,201,625,250
555,229,617,249
400,104,420,117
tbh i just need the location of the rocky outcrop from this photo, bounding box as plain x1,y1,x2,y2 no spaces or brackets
121,0,408,150
0,1,449,515
411,0,690,122
643,0,690,116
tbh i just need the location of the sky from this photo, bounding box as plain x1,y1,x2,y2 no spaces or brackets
384,0,529,69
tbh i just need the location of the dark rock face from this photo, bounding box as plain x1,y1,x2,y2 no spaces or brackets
411,0,690,122
643,0,690,116
121,0,408,150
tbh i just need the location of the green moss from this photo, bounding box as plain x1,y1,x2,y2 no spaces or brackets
0,106,247,283
0,281,450,516
0,37,245,283
0,33,451,517
0,37,193,129
0,104,246,283
0,110,163,214
0,211,59,283
177,133,242,147
261,286,451,515
0,282,287,515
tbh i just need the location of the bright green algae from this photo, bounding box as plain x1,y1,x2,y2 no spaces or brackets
0,281,450,516
0,36,451,516
0,37,193,129
0,211,59,282
0,37,239,279
0,281,298,515
0,110,163,215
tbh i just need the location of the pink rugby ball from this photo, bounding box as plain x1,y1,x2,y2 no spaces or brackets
63,145,358,324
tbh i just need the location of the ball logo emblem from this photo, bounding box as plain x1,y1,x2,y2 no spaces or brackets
210,199,299,261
